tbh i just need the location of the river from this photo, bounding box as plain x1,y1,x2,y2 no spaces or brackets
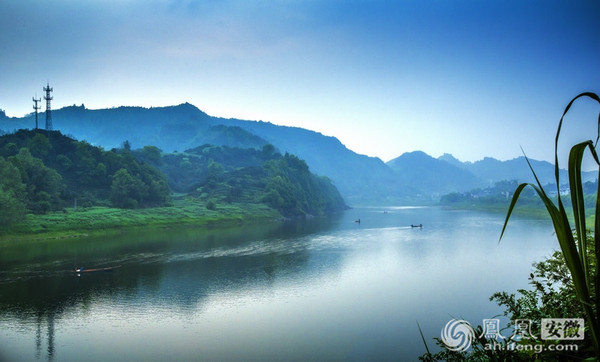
0,206,557,361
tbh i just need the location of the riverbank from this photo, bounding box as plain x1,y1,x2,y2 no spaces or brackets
440,201,598,227
0,199,282,242
439,201,550,218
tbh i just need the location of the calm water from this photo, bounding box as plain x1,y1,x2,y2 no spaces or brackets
0,207,557,361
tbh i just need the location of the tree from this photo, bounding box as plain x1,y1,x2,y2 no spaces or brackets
261,143,276,159
2,142,18,157
139,145,162,165
28,133,52,158
110,168,148,208
9,148,62,213
0,157,27,225
420,238,594,361
207,159,225,180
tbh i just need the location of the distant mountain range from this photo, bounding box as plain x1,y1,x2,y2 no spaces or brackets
1,104,595,205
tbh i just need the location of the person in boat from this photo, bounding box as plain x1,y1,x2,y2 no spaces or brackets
354,219,361,224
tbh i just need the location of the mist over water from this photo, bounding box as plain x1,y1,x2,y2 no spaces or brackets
0,207,556,360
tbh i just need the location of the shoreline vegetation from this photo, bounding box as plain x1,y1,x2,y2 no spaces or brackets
0,130,348,241
439,200,552,218
439,199,595,226
438,178,597,223
0,198,282,242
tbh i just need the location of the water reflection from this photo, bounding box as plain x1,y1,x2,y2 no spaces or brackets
0,216,347,360
0,208,556,361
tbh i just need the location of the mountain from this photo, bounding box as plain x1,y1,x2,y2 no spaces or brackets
387,151,481,198
0,104,402,205
213,118,402,205
387,151,597,200
437,154,596,186
1,104,271,151
3,104,596,205
437,153,466,168
0,130,347,224
150,143,347,217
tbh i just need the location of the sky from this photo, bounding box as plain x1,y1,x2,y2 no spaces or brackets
1,0,599,166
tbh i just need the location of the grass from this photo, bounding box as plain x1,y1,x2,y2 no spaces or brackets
440,200,553,218
441,199,598,225
0,198,282,242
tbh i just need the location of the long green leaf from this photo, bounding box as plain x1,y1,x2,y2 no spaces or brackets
499,181,587,299
569,141,592,284
536,187,588,302
499,183,531,242
416,321,432,358
554,92,600,190
500,155,590,315
553,92,600,355
596,168,600,335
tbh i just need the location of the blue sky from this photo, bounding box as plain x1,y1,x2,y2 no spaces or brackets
1,0,599,166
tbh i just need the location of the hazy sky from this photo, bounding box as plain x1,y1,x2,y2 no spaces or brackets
1,0,599,165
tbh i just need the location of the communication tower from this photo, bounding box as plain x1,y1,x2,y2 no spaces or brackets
43,82,53,130
32,95,41,129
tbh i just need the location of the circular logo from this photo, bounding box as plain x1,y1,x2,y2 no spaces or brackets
441,319,475,352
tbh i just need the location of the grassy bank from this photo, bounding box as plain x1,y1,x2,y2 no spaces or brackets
440,201,598,228
439,200,551,218
0,198,282,242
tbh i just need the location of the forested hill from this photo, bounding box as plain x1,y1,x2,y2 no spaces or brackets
0,104,400,204
0,130,346,226
0,104,267,152
3,104,590,205
0,129,171,224
136,143,348,217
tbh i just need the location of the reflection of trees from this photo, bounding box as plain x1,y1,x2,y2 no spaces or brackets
0,258,164,361
0,216,343,359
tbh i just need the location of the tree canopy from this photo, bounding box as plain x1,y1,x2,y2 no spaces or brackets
0,130,171,220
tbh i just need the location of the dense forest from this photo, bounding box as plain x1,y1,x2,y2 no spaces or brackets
0,130,347,227
136,143,347,217
0,130,171,224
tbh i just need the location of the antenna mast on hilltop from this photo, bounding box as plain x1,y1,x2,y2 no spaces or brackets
43,82,53,130
32,95,41,129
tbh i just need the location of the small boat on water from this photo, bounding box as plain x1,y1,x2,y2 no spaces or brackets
411,224,423,228
75,265,121,273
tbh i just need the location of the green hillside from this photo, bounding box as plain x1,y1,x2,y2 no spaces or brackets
0,130,170,222
0,130,347,230
138,144,347,217
0,104,401,204
3,104,591,205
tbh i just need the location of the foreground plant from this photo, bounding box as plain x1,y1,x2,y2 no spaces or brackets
501,92,600,356
420,242,594,361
